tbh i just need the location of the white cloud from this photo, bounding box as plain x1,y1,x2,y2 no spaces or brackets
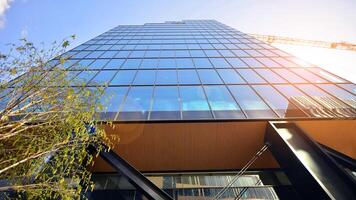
20,26,28,38
0,0,14,28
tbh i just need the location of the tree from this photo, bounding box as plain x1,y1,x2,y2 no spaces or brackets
0,37,113,199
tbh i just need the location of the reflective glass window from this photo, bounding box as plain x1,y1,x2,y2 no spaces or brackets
317,84,356,108
121,59,142,69
176,58,194,69
158,59,176,69
272,57,299,68
100,87,128,114
253,85,300,117
193,58,213,68
89,71,116,85
217,69,245,84
120,86,153,119
151,86,180,120
129,51,145,58
73,59,94,69
160,50,175,58
75,71,98,84
140,59,158,69
197,69,223,84
272,68,306,83
175,50,190,57
88,59,110,69
226,58,249,68
144,50,160,58
104,59,125,69
100,51,117,58
308,68,347,83
111,70,136,85
86,51,105,58
228,85,276,118
245,50,264,57
232,50,249,57
241,58,264,68
190,50,206,57
178,70,200,85
204,50,221,57
255,69,287,83
114,51,131,58
338,84,356,95
132,70,156,85
180,86,210,111
204,86,244,119
257,58,281,68
236,69,266,84
209,58,231,68
156,70,177,85
291,68,327,83
218,50,235,57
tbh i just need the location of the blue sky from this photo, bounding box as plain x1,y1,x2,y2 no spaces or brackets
1,0,356,82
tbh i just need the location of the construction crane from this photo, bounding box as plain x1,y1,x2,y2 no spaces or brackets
248,33,356,52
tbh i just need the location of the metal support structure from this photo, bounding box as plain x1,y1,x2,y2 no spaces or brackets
89,145,173,200
265,121,356,200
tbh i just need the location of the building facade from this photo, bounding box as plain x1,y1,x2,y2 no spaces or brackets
54,20,355,199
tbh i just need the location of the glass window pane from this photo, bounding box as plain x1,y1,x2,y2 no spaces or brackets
160,50,175,58
226,58,249,68
204,50,221,57
121,59,142,69
232,50,249,57
111,70,136,85
104,59,125,69
338,84,356,95
129,51,145,58
193,58,213,68
72,59,94,69
145,50,160,58
228,85,277,118
175,50,190,58
204,86,244,119
150,86,180,120
119,86,153,120
89,70,116,85
176,58,194,69
272,68,306,83
133,70,156,85
241,58,264,68
190,50,206,57
209,58,231,68
236,69,266,84
156,70,177,85
158,59,176,69
140,59,158,69
100,51,117,58
218,50,235,57
253,85,303,117
217,69,245,84
308,68,347,83
255,69,287,83
75,71,98,84
256,58,281,67
291,68,327,83
114,50,131,58
180,86,212,119
178,70,200,85
317,84,356,108
88,59,110,69
99,87,128,119
197,69,223,84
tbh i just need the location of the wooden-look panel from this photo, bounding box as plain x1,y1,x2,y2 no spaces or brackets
91,119,355,172
296,119,356,159
91,121,279,172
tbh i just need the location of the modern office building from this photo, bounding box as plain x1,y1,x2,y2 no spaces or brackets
54,20,355,199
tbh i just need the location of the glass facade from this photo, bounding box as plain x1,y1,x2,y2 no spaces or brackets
54,20,355,121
